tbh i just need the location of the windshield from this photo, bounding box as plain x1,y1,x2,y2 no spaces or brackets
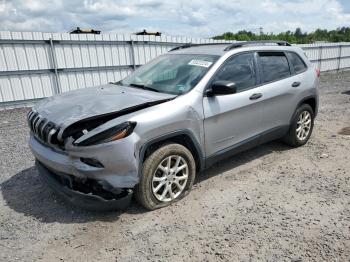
119,54,219,95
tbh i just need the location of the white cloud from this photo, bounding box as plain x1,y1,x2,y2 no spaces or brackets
0,0,349,37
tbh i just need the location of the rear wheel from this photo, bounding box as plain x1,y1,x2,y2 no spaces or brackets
135,143,196,210
284,104,314,147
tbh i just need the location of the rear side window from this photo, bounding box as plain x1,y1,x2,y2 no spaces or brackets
214,53,257,92
287,52,307,74
258,52,290,83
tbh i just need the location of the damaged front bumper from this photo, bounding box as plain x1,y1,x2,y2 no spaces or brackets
29,133,140,188
36,160,133,211
29,132,141,211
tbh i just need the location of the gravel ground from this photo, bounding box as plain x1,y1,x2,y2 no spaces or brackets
1,71,350,262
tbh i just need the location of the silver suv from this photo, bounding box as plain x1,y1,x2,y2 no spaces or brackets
28,41,319,210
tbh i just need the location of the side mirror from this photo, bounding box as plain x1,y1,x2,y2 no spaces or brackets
206,81,237,96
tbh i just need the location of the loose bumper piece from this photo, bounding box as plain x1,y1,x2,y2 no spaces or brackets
36,161,133,211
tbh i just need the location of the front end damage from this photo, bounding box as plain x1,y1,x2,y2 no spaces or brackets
36,161,132,211
29,130,139,211
29,130,138,210
28,98,173,211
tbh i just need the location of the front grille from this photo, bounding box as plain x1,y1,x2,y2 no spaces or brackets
27,110,60,145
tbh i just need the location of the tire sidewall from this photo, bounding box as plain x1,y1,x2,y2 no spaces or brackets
139,144,196,210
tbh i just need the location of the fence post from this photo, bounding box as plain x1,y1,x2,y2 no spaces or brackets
130,40,136,70
337,45,342,71
48,38,61,94
318,45,323,71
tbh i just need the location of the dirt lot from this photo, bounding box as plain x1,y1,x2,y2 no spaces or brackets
1,71,350,262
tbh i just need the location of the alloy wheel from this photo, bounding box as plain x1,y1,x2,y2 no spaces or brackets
296,111,312,140
152,155,189,202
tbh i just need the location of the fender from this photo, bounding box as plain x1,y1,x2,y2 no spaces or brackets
138,129,205,175
289,95,318,125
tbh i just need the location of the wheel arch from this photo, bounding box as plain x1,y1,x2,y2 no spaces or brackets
139,130,205,174
290,95,317,125
297,96,317,116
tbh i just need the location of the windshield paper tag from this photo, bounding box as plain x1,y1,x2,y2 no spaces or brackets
188,60,213,68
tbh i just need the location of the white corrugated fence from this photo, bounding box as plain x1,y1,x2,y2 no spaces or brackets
0,31,349,108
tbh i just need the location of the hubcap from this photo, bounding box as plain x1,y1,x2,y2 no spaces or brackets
296,111,312,141
152,155,189,202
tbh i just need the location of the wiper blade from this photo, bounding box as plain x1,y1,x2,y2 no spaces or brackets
109,81,122,85
129,83,160,93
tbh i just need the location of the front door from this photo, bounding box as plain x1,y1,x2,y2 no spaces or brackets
203,52,265,157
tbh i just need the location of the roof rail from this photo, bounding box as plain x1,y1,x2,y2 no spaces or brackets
224,40,291,51
168,40,291,52
169,42,234,52
169,43,193,51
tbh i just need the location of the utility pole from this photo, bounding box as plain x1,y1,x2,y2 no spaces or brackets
259,27,264,36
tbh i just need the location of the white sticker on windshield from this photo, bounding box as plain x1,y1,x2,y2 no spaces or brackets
188,60,213,68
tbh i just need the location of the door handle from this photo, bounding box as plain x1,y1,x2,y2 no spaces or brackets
249,93,263,100
292,81,301,87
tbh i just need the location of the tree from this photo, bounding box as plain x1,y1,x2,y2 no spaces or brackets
212,27,350,43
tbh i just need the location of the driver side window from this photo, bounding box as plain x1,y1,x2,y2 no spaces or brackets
214,53,257,93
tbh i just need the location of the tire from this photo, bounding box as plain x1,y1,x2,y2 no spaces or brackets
134,143,196,210
283,103,314,147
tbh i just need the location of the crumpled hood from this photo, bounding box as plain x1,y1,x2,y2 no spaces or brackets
34,84,175,128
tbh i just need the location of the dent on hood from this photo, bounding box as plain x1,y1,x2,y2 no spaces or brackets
30,85,176,147
58,99,173,143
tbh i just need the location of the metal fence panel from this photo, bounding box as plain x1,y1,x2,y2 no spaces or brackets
1,31,350,108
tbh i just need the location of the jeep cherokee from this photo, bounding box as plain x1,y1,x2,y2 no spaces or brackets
28,41,319,210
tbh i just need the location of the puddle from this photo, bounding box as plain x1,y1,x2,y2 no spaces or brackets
342,90,350,95
338,127,350,135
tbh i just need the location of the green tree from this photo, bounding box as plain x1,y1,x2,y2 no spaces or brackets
212,27,350,43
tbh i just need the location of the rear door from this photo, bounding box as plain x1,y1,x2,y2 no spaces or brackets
203,52,266,156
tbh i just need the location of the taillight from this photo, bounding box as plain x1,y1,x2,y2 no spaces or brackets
315,68,320,77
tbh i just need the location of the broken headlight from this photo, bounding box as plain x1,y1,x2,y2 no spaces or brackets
74,122,136,146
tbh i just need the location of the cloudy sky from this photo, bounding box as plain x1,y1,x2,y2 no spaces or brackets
0,0,350,37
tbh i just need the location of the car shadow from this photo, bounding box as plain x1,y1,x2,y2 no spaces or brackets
0,166,144,224
1,141,291,223
196,141,291,184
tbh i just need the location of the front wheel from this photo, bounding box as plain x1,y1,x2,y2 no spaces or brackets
135,143,196,210
283,104,314,147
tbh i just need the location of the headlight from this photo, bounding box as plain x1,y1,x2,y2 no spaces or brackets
74,122,136,146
